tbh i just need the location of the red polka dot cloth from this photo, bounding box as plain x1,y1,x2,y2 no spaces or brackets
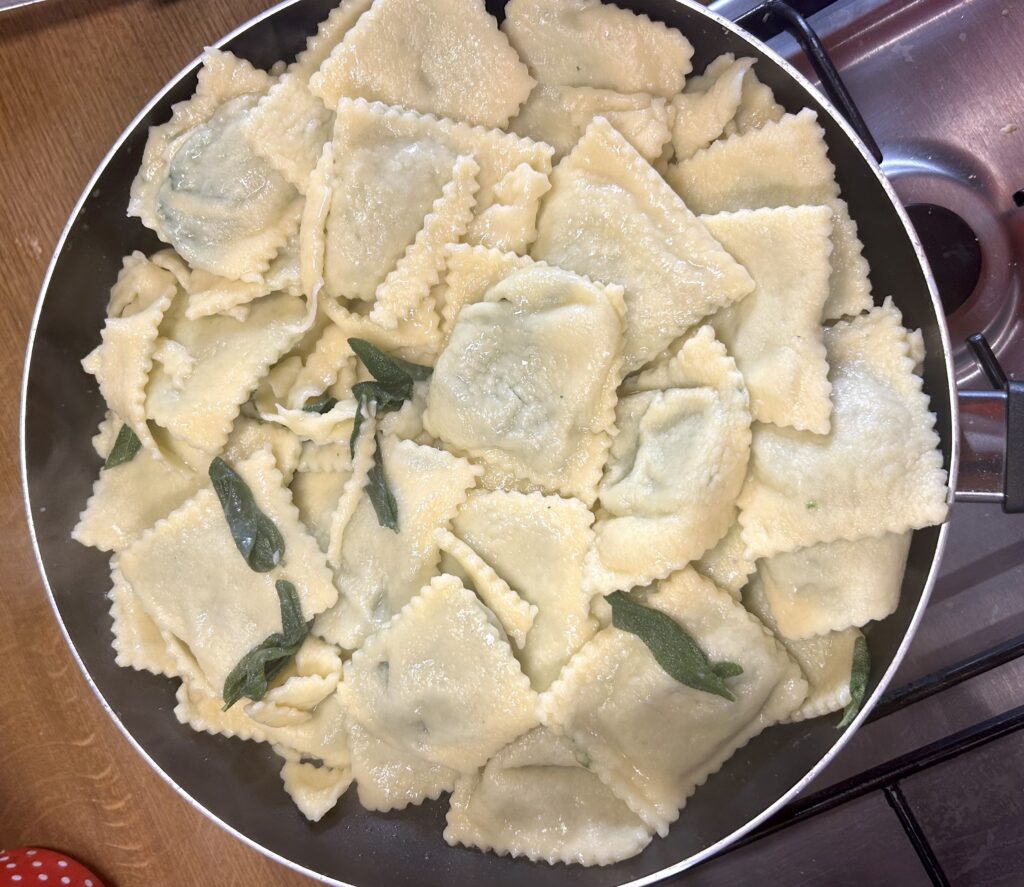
0,849,105,886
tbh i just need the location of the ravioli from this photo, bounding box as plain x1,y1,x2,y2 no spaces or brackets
81,251,179,457
280,758,353,822
743,574,862,721
532,117,754,372
311,0,534,127
444,727,653,865
313,437,481,650
703,206,834,433
145,287,312,455
586,326,751,594
347,721,459,812
759,531,913,639
117,448,337,693
423,261,625,502
502,0,693,96
108,570,181,678
540,568,807,835
667,109,871,320
510,84,670,162
738,301,948,559
451,490,597,690
343,575,539,771
670,55,753,161
693,519,755,598
129,50,303,280
324,98,554,256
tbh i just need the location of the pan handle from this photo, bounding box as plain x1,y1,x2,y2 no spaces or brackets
731,0,883,163
955,335,1024,512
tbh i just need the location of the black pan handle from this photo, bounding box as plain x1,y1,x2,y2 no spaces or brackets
732,0,883,163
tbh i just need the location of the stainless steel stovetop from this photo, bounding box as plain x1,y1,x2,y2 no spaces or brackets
676,1,1024,884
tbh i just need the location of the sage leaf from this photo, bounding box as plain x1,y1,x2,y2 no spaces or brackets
606,591,742,701
346,340,432,532
208,457,285,573
302,394,338,414
348,337,433,384
104,424,142,469
222,580,311,710
366,435,399,531
837,634,870,729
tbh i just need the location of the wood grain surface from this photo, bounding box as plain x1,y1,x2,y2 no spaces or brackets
0,2,312,884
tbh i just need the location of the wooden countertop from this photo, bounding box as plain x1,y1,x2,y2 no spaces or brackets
0,2,312,883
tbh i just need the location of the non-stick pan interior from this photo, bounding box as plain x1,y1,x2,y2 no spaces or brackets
22,1,953,884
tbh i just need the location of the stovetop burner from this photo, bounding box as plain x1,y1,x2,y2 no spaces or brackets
906,202,983,315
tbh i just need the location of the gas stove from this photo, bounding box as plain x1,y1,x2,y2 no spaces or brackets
673,1,1024,884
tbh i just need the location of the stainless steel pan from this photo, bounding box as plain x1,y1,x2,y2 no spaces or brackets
20,0,957,883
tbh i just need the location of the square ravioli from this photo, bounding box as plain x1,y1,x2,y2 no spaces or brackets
738,300,948,560
116,448,337,693
321,98,553,264
539,567,807,835
321,106,477,302
586,326,751,595
531,117,754,372
667,109,871,320
444,727,653,866
759,531,913,639
509,84,670,162
451,490,597,690
129,50,303,281
310,0,534,128
347,721,459,812
702,205,834,433
502,0,693,97
313,437,481,650
343,575,539,772
743,574,862,722
424,261,625,502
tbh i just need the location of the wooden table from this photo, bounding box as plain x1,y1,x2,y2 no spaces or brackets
0,2,312,883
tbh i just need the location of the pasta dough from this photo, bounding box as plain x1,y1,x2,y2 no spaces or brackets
423,262,625,502
444,727,653,865
586,326,751,594
667,109,871,320
738,300,948,559
540,568,807,835
532,117,754,372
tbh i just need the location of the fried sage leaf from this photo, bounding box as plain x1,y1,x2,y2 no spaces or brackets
302,394,339,414
348,337,433,384
346,339,434,531
606,591,742,701
208,456,285,573
104,424,143,469
222,580,311,710
366,436,399,531
837,634,870,729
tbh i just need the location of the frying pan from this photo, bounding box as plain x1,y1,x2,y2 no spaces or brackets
20,0,958,883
